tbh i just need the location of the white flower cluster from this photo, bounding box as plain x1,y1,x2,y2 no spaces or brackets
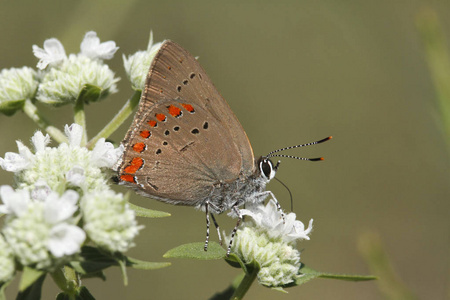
0,31,119,114
123,31,164,90
0,124,141,280
0,67,39,115
229,199,313,287
0,31,164,116
32,31,119,105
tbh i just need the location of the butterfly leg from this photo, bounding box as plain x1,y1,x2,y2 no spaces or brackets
204,200,211,251
210,213,222,245
204,201,224,251
227,205,242,256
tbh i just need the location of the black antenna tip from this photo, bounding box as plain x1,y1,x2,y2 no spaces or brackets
310,157,324,161
318,136,332,144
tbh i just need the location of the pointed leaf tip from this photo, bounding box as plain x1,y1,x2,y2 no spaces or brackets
163,242,226,260
128,202,171,218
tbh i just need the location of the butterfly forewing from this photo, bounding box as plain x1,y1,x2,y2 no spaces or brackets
119,41,256,203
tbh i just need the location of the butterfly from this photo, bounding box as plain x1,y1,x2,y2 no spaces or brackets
117,40,330,254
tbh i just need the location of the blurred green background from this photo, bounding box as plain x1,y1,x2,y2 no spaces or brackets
1,1,449,299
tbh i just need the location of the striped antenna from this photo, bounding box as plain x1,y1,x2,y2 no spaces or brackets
266,136,332,161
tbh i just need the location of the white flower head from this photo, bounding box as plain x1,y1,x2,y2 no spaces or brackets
0,67,39,115
0,235,15,283
227,199,313,287
228,226,301,287
123,31,164,90
81,189,142,253
32,38,67,70
36,54,119,106
239,199,313,243
0,124,122,193
80,31,119,60
2,187,85,269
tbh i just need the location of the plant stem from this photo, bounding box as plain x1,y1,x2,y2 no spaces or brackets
22,99,67,144
87,90,141,149
231,269,258,300
416,8,450,153
74,96,87,147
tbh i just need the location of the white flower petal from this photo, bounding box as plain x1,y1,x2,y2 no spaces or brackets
0,186,30,216
80,31,118,60
32,38,67,70
0,152,29,172
64,124,83,147
44,190,78,224
66,166,85,187
31,131,51,152
31,180,53,201
239,199,312,243
91,138,124,168
48,223,85,257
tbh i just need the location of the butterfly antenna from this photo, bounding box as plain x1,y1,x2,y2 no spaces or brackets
266,136,332,161
274,177,294,211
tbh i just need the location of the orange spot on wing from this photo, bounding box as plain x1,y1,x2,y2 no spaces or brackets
124,157,144,174
133,143,146,153
148,120,157,127
167,105,182,117
181,103,195,113
140,130,151,138
156,113,167,122
120,175,135,183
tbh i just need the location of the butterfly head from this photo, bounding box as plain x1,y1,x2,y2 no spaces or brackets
257,156,279,182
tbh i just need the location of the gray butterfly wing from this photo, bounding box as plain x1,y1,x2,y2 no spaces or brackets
118,41,255,203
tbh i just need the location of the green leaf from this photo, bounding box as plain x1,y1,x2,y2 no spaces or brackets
56,293,68,300
126,256,171,270
19,267,45,292
293,265,377,286
0,99,25,116
77,286,96,300
225,254,246,271
70,246,117,275
16,272,46,300
79,271,106,281
128,202,170,218
56,286,96,300
163,242,226,260
71,246,170,278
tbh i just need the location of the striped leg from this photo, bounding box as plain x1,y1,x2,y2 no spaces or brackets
210,213,222,245
227,205,243,256
204,200,210,251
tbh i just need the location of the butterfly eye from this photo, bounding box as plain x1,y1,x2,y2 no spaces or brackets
260,158,275,181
